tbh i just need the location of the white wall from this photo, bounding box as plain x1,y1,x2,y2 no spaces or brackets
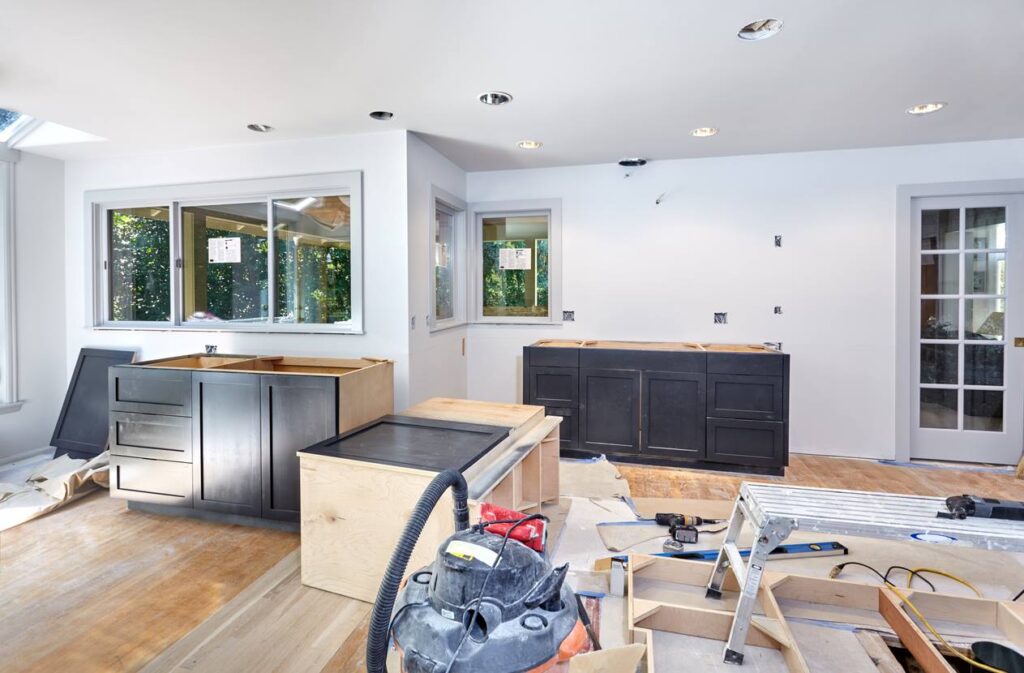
406,134,468,405
0,153,67,461
63,131,416,409
466,138,1024,460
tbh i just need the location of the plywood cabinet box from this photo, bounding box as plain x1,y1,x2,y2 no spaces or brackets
108,354,394,526
523,340,790,475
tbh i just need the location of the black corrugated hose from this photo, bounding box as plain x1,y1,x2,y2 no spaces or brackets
365,469,470,673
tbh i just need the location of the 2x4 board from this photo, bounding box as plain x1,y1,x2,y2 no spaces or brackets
626,554,1024,673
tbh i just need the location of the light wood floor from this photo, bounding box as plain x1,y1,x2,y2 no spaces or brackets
5,455,1024,673
619,453,1024,500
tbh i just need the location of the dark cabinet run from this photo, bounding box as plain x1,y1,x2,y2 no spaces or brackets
108,354,394,527
523,340,789,475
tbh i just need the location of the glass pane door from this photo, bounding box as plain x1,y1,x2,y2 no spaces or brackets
912,195,1022,464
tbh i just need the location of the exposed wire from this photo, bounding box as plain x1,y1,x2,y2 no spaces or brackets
1013,588,1024,602
882,565,937,592
904,567,981,597
828,562,893,586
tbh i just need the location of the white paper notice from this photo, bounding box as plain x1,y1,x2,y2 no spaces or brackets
208,238,241,264
498,247,531,270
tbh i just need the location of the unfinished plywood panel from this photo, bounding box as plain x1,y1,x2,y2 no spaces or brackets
1,492,297,673
337,359,395,432
540,429,560,502
299,454,452,602
402,397,544,437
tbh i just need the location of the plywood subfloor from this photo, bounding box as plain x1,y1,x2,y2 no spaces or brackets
0,492,298,673
619,454,1024,500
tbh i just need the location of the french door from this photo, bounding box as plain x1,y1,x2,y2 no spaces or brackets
911,194,1024,464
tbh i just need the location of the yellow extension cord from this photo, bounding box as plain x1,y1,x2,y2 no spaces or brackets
831,565,1006,673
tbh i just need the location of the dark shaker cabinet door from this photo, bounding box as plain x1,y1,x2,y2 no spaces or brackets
707,374,784,421
706,419,784,467
261,375,337,521
193,372,262,516
580,368,640,453
529,367,579,407
641,371,706,458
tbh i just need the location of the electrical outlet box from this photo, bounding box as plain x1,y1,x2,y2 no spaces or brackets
774,235,783,247
774,306,783,315
205,344,218,354
714,312,728,325
562,310,575,322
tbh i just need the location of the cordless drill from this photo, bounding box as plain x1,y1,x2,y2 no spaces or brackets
656,513,727,547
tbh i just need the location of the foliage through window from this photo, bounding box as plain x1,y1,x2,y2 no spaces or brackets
434,206,455,322
109,207,171,322
481,214,549,318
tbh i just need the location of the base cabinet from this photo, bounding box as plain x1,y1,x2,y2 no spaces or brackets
523,342,789,473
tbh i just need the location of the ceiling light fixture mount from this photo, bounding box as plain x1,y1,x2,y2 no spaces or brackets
906,101,947,116
479,91,513,106
369,110,394,121
691,127,719,138
738,18,783,41
246,123,274,133
618,158,647,167
517,140,543,150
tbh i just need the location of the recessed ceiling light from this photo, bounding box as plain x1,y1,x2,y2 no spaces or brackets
479,91,513,106
691,127,719,138
246,123,273,133
369,110,394,121
738,19,783,41
517,140,542,150
906,101,947,116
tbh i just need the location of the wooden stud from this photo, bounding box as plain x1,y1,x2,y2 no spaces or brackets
877,587,955,673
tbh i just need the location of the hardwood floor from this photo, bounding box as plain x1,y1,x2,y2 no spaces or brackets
5,455,1024,673
619,453,1024,500
0,492,298,673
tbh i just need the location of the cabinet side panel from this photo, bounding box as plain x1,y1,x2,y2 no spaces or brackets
338,362,395,433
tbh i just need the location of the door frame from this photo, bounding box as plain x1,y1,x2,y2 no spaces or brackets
896,178,1024,462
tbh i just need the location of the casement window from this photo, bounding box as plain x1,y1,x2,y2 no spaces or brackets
469,199,561,324
91,172,363,333
429,187,467,331
0,158,17,412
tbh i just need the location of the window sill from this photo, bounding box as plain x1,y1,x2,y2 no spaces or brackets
0,401,24,416
429,320,468,334
93,325,365,336
471,319,562,326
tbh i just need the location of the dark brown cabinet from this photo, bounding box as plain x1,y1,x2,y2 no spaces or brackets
523,341,789,474
261,375,337,521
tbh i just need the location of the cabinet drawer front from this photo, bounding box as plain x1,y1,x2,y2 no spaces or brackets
110,412,192,462
530,367,580,407
580,349,706,373
109,367,192,416
641,371,706,458
526,346,579,368
707,374,784,421
706,353,785,376
706,419,784,467
580,368,640,453
110,455,193,506
545,406,578,449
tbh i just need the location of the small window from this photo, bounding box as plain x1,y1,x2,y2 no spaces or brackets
108,206,172,323
429,189,467,330
471,200,560,324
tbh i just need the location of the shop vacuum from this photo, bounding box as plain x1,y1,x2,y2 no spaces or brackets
366,470,588,673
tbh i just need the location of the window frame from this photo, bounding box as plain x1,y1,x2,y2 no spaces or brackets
89,171,364,334
468,198,562,325
428,186,467,332
0,158,20,413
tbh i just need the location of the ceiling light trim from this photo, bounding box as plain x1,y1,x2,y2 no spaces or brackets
738,18,783,41
906,101,948,116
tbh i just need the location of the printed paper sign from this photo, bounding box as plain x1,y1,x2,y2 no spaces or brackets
499,247,531,270
208,237,241,264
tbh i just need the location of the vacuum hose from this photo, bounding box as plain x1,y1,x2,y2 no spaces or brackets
366,469,470,673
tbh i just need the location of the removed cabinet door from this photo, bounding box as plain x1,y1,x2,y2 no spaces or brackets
192,372,261,517
261,375,338,522
580,368,641,454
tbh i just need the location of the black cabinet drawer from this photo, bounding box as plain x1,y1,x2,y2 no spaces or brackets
109,367,192,416
580,349,706,373
707,353,785,376
545,406,578,449
110,412,192,462
110,455,194,506
641,371,706,459
707,374,784,421
526,346,579,368
706,419,784,467
529,367,580,407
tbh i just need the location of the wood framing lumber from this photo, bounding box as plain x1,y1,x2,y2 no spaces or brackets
877,587,956,673
854,631,905,673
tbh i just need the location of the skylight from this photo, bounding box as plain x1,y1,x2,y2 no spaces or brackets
0,108,33,143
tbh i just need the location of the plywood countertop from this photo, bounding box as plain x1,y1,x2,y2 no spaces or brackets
532,339,780,353
401,397,545,430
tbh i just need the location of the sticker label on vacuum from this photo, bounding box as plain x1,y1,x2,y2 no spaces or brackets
445,540,499,567
441,608,455,620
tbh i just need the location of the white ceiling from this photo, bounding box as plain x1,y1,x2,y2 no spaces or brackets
3,0,1022,171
